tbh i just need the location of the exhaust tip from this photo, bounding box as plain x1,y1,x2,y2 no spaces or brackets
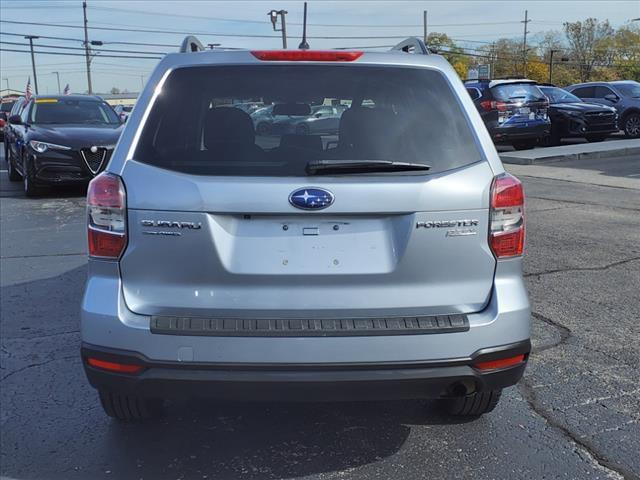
448,380,476,397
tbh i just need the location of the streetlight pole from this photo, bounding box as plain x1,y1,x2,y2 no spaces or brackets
83,1,93,94
521,10,530,77
24,35,39,94
268,9,288,49
52,71,61,94
423,11,428,44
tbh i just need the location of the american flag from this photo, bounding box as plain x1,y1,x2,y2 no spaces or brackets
63,84,70,95
25,77,32,101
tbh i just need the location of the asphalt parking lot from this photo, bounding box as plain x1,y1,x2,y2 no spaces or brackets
1,150,639,480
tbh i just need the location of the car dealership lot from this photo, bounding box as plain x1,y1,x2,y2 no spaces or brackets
1,150,639,479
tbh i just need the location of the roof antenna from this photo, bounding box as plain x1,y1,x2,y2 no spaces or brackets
298,2,310,50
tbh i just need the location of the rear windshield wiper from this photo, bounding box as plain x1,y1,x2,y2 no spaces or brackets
306,160,431,175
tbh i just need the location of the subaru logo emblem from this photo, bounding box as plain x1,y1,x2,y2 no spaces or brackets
289,187,334,210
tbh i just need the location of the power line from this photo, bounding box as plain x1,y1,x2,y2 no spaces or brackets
0,31,177,48
0,19,442,40
0,47,162,60
0,40,165,56
88,6,523,28
0,19,282,38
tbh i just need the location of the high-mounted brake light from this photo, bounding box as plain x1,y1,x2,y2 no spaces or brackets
87,357,143,374
251,50,363,62
474,354,526,371
87,172,127,259
489,173,525,258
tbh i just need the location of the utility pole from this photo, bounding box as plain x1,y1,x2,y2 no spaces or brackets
83,1,93,94
268,9,288,49
423,11,428,44
521,10,530,77
548,49,558,84
52,71,61,93
24,36,39,94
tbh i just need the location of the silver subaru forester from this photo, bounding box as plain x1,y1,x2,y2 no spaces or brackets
81,37,530,421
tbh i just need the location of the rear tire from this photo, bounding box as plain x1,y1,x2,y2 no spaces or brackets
512,140,536,150
443,389,502,416
7,149,21,182
98,390,164,422
540,130,561,147
585,134,607,142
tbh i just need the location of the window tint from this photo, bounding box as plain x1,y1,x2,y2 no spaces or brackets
594,86,615,98
571,86,595,98
10,100,24,116
490,83,545,102
539,87,581,104
0,102,14,113
29,99,119,125
134,65,482,176
616,83,640,97
20,103,31,123
466,88,481,100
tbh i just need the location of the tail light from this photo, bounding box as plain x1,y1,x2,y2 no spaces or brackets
480,100,509,112
251,50,363,62
489,173,525,258
87,172,127,259
474,354,526,371
87,357,143,374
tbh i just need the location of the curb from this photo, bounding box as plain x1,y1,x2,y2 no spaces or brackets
500,144,640,165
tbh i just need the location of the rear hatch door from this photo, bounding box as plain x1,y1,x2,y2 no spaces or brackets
118,62,497,318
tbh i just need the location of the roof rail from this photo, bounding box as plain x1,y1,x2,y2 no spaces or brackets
390,37,429,55
180,35,205,53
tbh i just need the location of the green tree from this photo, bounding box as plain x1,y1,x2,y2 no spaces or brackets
611,24,640,80
426,33,470,79
563,18,614,82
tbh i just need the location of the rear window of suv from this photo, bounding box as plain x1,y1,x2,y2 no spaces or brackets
491,83,546,103
133,65,482,176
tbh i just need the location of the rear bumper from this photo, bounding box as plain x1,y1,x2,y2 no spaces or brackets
81,340,530,401
81,258,530,400
489,123,549,143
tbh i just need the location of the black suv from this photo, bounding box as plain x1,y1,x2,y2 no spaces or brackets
465,79,550,150
5,95,123,196
538,85,618,145
566,81,640,138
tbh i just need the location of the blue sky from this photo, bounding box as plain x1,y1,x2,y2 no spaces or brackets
1,0,638,94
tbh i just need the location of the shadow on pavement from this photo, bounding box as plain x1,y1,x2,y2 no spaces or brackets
101,398,464,479
1,265,475,480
